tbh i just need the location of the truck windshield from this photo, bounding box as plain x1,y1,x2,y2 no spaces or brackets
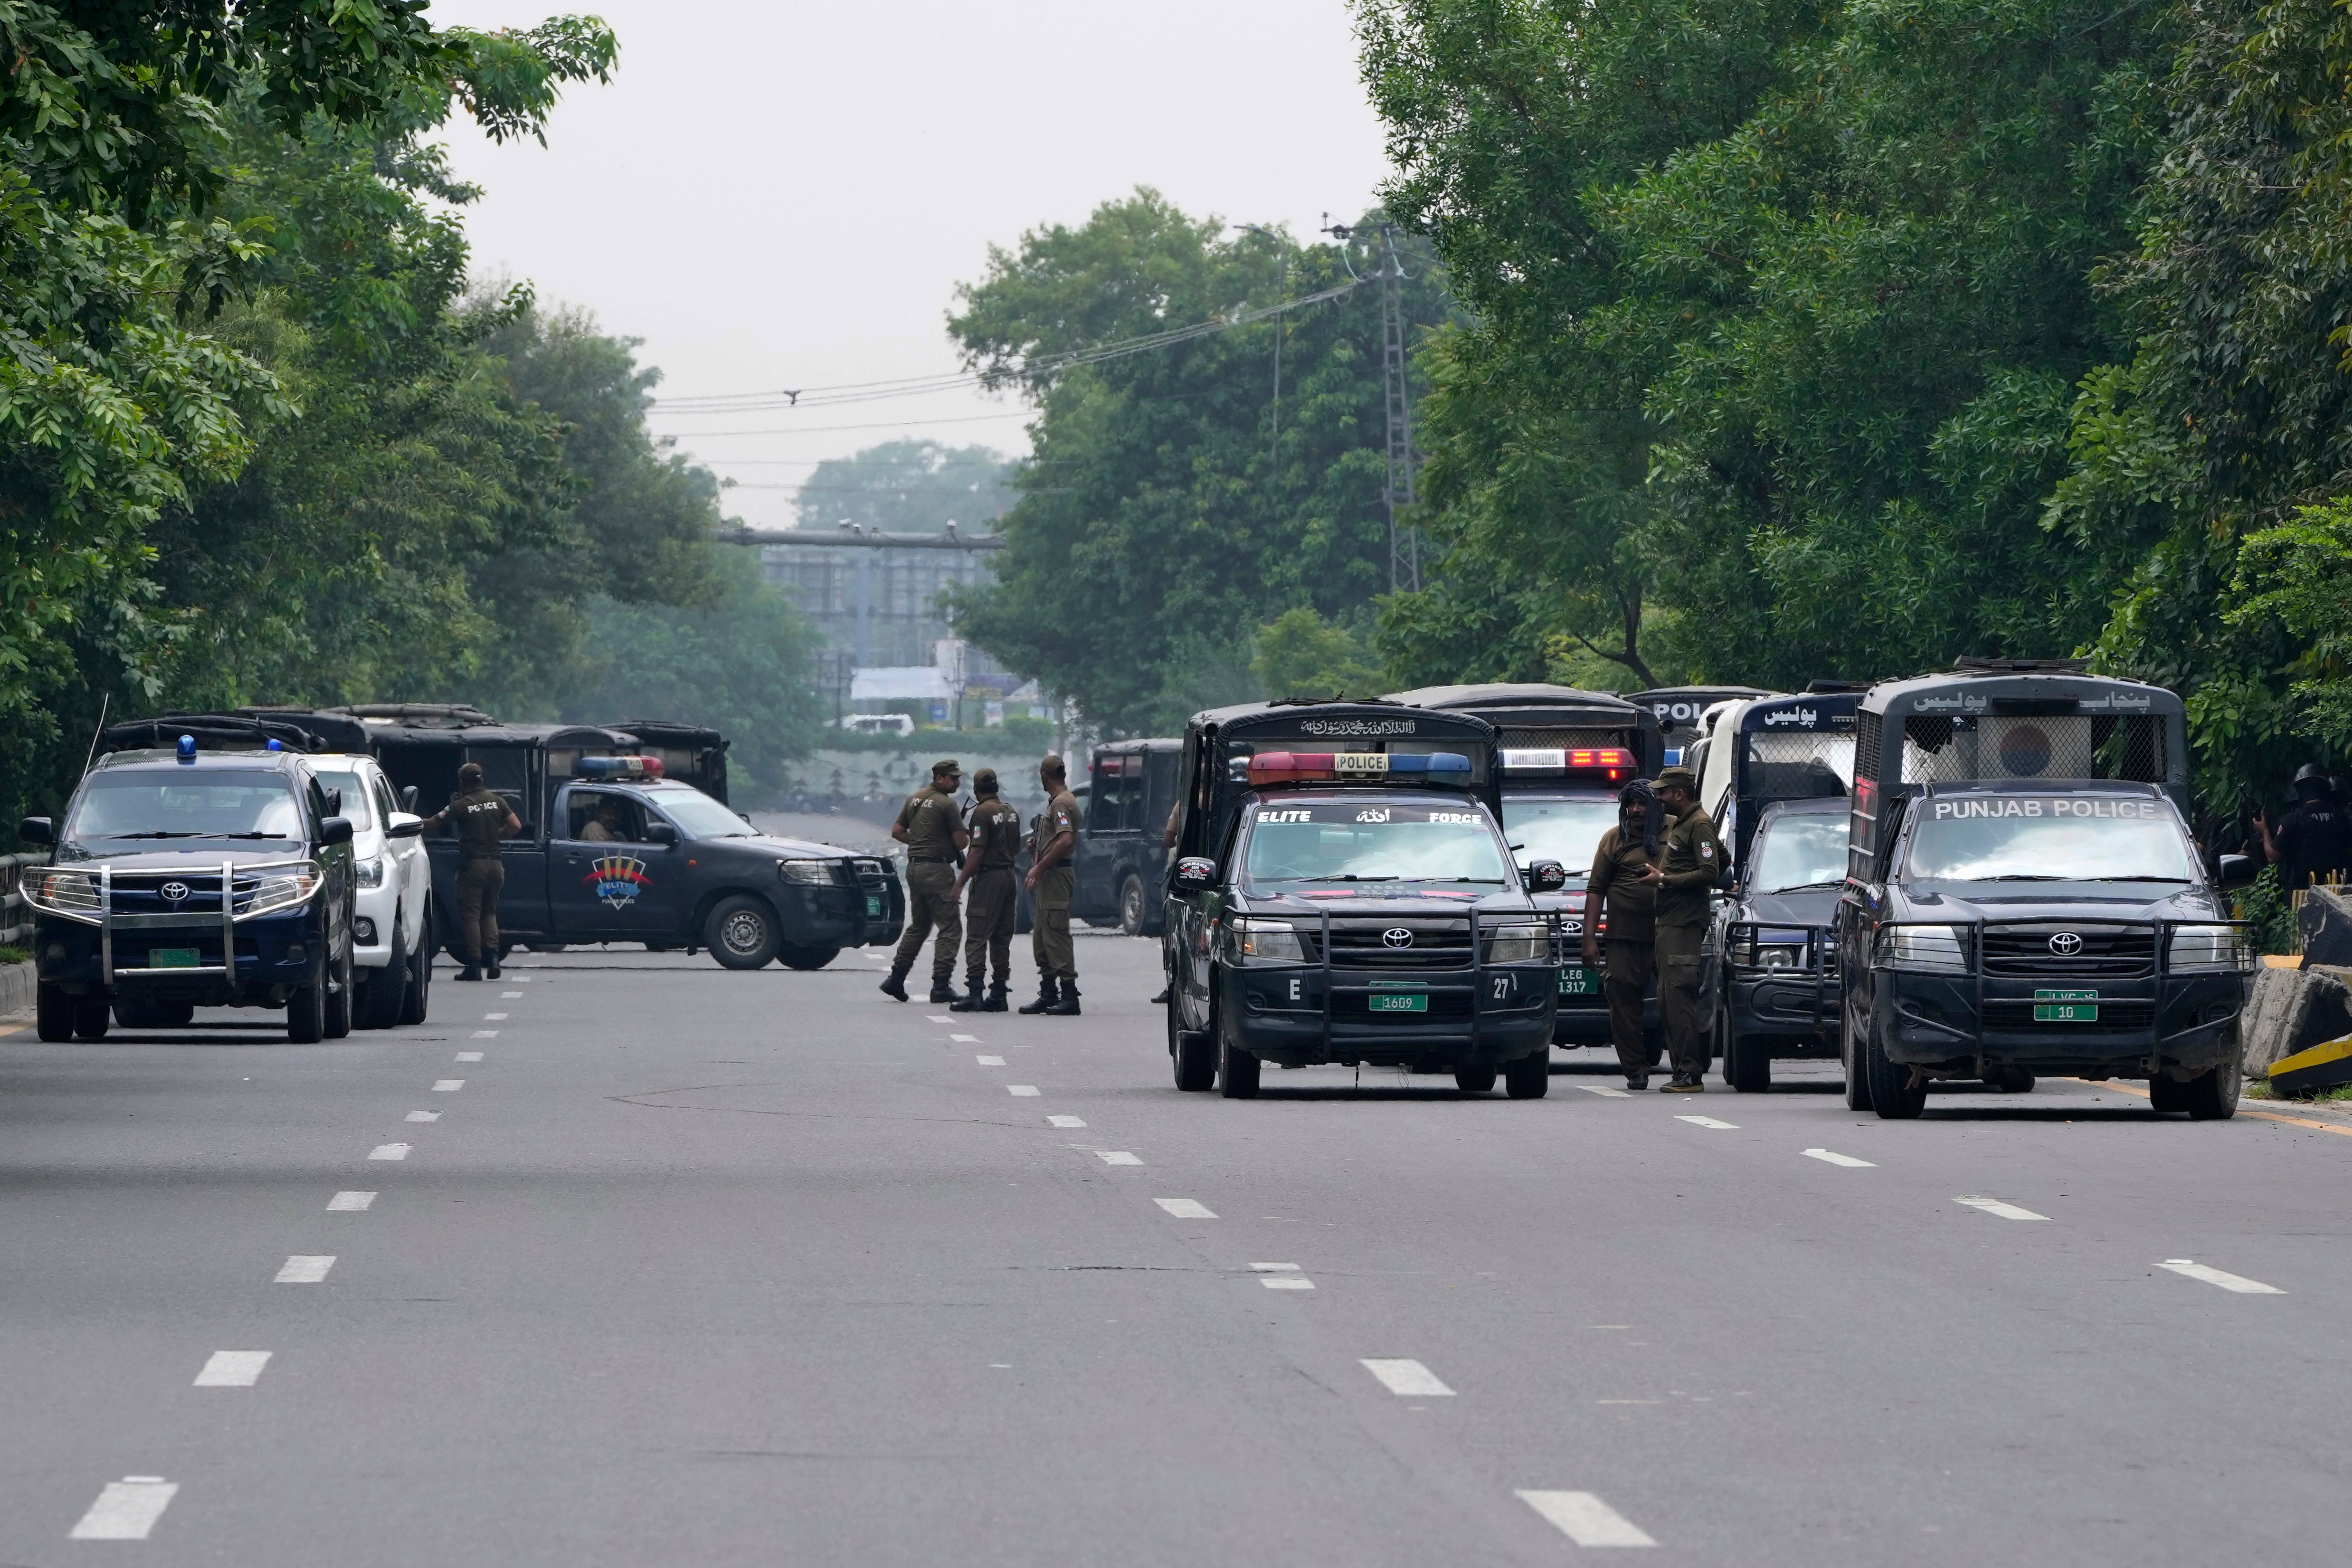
1750,812,1850,892
1242,800,1510,889
653,789,757,839
1499,796,1619,876
1904,797,2195,883
63,771,303,852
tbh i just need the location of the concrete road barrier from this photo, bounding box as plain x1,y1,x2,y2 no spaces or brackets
2241,962,2352,1081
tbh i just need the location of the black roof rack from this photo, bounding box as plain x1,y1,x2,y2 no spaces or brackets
1949,657,2090,675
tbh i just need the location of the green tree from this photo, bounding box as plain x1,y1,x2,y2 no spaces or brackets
793,439,1015,532
1251,607,1383,700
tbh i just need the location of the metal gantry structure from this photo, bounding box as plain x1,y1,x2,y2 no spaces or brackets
1377,228,1421,595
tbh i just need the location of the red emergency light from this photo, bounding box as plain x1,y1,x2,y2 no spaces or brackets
1244,751,1472,786
1500,746,1632,781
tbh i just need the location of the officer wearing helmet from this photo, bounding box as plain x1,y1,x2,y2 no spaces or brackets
2257,764,2352,893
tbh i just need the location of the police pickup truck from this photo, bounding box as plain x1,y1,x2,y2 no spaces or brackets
19,737,363,1043
1162,701,1567,1099
1835,663,2255,1118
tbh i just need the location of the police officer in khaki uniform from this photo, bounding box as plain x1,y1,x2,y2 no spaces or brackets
1644,764,1726,1092
949,767,1022,1012
1019,756,1082,1016
882,760,969,1003
1582,778,1663,1091
418,761,519,983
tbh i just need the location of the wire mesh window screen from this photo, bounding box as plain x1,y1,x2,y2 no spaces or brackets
1497,727,1626,751
1899,715,2166,785
1856,712,1883,784
1744,733,1855,798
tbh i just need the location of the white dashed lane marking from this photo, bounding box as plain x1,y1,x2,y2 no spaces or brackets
433,1079,465,1091
1517,1490,1658,1548
405,1111,439,1122
975,1055,1005,1066
368,1144,410,1161
1255,1263,1314,1290
484,1012,507,1020
952,1033,979,1042
455,1051,484,1062
1155,1198,1216,1218
1007,1085,1040,1096
1579,1085,1632,1098
274,1255,334,1283
2157,1259,2285,1294
1955,1195,2048,1221
500,991,522,998
1803,1149,1875,1168
193,1351,271,1387
1047,1115,1086,1128
1676,1115,1738,1129
471,1030,498,1039
925,1015,952,1024
1095,1151,1142,1166
1361,1359,1454,1397
69,1478,179,1540
327,1191,375,1211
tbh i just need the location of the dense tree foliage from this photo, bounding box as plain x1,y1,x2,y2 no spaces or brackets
793,439,1015,533
946,189,1448,736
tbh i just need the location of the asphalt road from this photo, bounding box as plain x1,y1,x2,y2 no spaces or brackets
1,934,2346,1566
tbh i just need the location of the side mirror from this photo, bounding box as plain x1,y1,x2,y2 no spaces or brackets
399,785,419,813
319,816,354,847
2218,852,2255,889
385,812,424,839
1173,855,1216,892
18,816,53,847
1525,859,1569,893
645,821,680,847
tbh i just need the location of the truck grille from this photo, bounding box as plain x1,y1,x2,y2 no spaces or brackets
105,869,267,917
1310,916,1474,971
1980,924,2154,979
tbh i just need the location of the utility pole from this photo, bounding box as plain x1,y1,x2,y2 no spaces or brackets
1325,215,1422,593
1236,224,1285,466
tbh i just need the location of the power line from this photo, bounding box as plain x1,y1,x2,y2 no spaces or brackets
661,411,1030,439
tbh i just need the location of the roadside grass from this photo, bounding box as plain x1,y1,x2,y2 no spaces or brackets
0,945,26,966
2248,1080,2352,1104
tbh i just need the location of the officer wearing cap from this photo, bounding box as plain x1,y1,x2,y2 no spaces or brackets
2257,764,2352,894
882,759,969,1003
417,761,519,982
1643,764,1726,1092
949,766,1022,1012
1019,755,1083,1015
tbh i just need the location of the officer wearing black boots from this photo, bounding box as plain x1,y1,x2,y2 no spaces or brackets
881,759,969,1004
1019,755,1082,1016
417,761,519,983
1645,764,1726,1092
949,767,1021,1012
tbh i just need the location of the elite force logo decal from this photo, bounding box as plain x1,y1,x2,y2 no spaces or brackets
586,853,652,908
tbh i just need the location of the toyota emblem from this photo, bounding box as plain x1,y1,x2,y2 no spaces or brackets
1382,927,1414,949
159,882,190,903
2048,932,2083,957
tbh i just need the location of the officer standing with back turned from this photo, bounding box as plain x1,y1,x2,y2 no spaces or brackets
417,760,519,983
882,759,969,1003
949,767,1022,1012
1643,764,1726,1092
1020,755,1082,1016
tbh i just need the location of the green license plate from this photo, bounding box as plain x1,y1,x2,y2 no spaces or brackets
865,896,883,917
1557,965,1598,997
1368,993,1428,1014
150,948,200,969
2035,988,2096,1023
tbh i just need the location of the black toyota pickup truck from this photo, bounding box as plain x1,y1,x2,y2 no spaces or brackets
20,742,362,1042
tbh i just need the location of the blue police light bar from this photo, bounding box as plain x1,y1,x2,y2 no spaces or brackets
575,755,664,780
1245,751,1473,786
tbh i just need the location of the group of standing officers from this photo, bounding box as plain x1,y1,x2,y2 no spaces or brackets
878,757,1083,1016
1582,763,1726,1094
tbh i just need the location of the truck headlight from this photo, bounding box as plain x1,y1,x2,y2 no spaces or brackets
1875,923,1967,973
2169,923,2252,972
1731,926,1812,970
23,868,100,919
356,856,385,889
239,863,322,919
1483,922,1550,964
1223,916,1306,964
778,859,835,885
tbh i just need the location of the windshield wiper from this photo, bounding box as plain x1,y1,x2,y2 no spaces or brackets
100,830,214,839
218,832,289,839
1765,880,1844,893
1258,873,1399,883
2084,875,2191,883
1972,874,2067,882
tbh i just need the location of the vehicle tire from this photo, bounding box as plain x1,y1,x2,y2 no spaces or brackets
1862,1008,1924,1119
775,944,840,970
71,991,110,1041
1989,1066,2036,1093
36,984,75,1043
1841,1010,1875,1112
1118,874,1148,938
286,971,327,1043
2185,1058,2240,1121
707,895,780,969
399,904,432,1026
1454,1066,1497,1093
1216,1018,1261,1099
1725,1027,1772,1093
358,920,408,1030
2148,1074,2191,1114
1504,1053,1550,1099
1170,998,1216,1091
323,939,354,1040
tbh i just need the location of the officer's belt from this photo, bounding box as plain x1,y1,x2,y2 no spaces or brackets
908,854,955,863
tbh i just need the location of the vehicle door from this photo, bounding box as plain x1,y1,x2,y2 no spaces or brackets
370,768,428,949
549,788,685,939
461,744,547,941
1072,761,1117,919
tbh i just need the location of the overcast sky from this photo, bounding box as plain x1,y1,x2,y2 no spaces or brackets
431,2,1394,529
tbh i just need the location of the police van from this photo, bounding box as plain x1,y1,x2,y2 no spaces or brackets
1834,661,2255,1118
1691,692,1859,1091
1631,685,1773,766
1162,702,1567,1098
1073,739,1184,936
1387,685,1659,1051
